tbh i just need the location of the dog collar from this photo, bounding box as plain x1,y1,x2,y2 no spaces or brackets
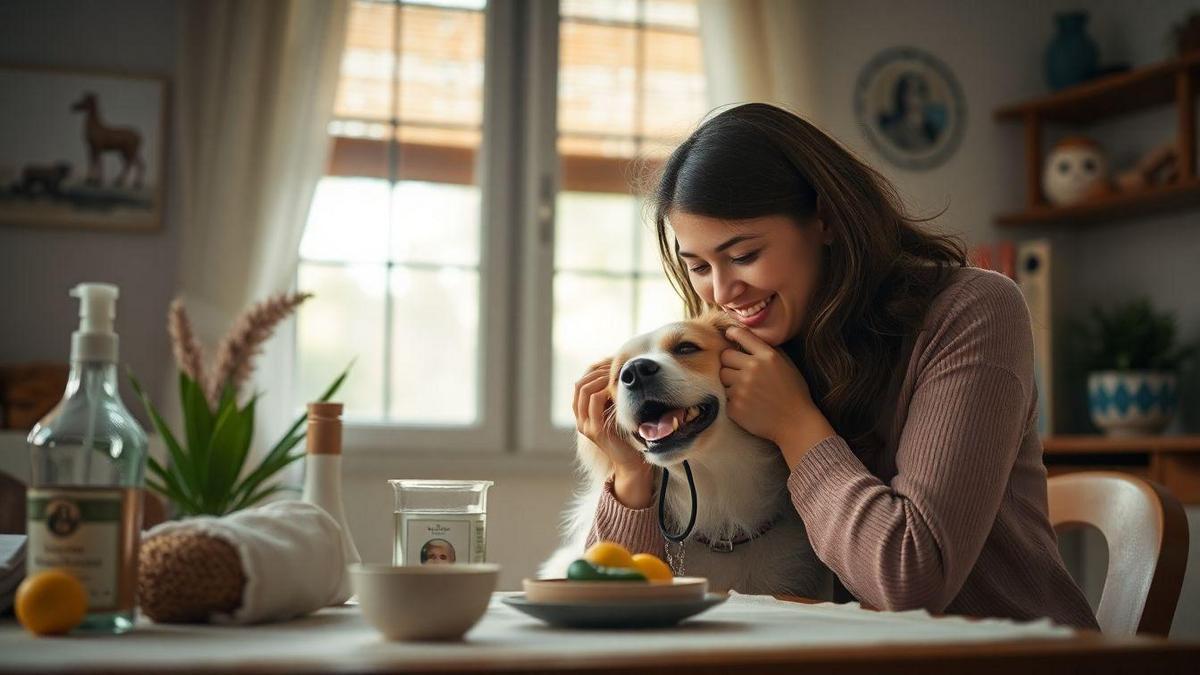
694,515,782,553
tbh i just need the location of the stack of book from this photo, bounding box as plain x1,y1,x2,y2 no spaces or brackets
0,534,26,613
970,239,1055,437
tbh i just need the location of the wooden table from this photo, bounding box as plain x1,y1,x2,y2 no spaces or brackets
2,596,1197,674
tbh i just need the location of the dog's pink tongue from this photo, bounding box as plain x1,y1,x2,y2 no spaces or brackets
639,409,686,441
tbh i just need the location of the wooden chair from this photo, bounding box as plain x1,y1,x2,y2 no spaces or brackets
1048,471,1189,637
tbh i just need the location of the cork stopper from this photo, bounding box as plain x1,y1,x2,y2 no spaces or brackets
306,402,343,455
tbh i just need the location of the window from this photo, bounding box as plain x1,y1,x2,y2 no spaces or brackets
295,0,706,454
552,0,705,427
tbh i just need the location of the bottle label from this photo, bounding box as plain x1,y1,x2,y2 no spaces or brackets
27,488,139,613
394,513,486,566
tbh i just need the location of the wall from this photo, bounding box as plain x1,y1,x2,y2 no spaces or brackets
0,0,180,414
798,0,1200,639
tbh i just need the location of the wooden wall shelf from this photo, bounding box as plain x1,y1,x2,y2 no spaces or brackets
994,52,1199,226
995,52,1200,125
1043,434,1200,504
996,178,1200,227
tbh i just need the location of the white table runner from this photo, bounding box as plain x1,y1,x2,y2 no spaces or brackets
0,592,1075,671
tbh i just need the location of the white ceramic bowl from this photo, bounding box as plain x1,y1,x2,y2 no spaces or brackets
349,563,499,641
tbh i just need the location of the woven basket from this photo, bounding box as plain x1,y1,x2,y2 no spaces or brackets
139,531,246,622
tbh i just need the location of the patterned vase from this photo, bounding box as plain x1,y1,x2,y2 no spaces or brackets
1045,11,1099,91
1087,370,1179,436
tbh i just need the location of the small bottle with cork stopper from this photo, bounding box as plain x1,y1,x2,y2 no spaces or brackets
301,402,360,600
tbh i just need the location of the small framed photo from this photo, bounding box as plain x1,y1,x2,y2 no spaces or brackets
0,65,168,231
854,47,966,171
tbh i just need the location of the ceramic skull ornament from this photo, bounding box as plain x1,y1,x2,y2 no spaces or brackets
1042,136,1110,206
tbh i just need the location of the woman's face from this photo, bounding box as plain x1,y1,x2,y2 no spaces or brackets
670,211,830,347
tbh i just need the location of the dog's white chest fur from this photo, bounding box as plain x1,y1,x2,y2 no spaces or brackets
665,509,829,597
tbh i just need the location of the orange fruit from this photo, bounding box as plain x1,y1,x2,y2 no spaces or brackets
15,569,88,636
631,553,673,581
584,541,635,569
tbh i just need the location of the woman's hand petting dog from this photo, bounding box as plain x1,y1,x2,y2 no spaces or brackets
574,358,644,469
721,326,836,468
574,358,654,507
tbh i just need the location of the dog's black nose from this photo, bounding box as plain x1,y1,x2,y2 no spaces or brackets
619,358,660,388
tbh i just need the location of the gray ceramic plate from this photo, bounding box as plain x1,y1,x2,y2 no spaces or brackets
502,592,727,629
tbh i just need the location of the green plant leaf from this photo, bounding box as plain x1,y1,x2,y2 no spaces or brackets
129,371,200,505
180,372,213,467
230,362,352,503
231,448,307,510
231,483,293,512
214,396,258,515
203,396,255,514
146,456,201,514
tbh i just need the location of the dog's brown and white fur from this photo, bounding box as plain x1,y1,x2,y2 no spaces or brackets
541,312,830,597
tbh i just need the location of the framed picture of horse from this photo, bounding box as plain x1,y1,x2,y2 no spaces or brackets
0,65,168,231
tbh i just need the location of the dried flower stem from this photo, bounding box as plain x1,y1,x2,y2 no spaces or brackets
206,292,312,406
168,298,208,395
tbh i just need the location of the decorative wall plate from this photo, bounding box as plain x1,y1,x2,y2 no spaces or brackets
854,47,966,171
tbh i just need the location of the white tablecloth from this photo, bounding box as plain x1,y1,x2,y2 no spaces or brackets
0,592,1075,671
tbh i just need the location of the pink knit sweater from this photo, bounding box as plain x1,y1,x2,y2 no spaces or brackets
587,267,1099,629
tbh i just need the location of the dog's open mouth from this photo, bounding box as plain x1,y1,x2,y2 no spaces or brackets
632,394,719,453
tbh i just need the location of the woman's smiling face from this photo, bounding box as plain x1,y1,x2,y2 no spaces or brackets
670,211,830,347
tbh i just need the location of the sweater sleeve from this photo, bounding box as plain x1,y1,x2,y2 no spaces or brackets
786,273,1035,612
585,477,666,558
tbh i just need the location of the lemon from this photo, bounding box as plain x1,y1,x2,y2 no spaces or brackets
584,541,635,569
631,553,673,582
15,569,88,636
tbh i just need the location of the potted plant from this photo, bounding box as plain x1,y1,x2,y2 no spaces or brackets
130,292,350,516
1075,298,1195,437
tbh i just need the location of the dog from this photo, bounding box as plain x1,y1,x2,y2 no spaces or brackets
541,311,831,597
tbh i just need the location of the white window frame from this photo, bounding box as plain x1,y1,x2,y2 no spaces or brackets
515,0,576,457
324,0,680,460
330,0,522,458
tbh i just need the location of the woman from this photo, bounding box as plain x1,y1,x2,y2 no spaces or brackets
574,103,1098,629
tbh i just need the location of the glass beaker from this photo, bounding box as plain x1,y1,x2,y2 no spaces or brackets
389,479,493,566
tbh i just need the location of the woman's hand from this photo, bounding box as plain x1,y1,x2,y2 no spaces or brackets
574,359,653,506
721,327,835,468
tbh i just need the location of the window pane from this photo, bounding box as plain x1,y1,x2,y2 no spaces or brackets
638,213,665,273
391,182,480,266
644,0,700,29
297,263,387,419
335,1,396,120
558,21,636,137
641,28,706,138
552,274,635,428
635,278,685,335
399,4,485,128
555,192,637,273
301,177,390,263
389,266,479,424
561,0,637,23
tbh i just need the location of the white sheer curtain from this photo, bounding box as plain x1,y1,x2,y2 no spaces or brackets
697,0,820,116
172,0,349,456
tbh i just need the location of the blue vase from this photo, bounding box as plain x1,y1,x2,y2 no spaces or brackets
1045,12,1099,91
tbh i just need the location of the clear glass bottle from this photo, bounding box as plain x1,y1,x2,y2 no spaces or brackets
26,283,147,634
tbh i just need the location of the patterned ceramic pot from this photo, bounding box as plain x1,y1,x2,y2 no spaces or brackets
1087,370,1178,436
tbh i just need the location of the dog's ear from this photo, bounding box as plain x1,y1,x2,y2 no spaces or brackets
575,432,614,481
699,308,738,335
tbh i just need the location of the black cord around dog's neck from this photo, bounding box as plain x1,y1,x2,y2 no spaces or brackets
657,460,698,543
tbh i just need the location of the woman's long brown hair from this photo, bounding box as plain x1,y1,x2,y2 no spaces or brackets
652,103,967,453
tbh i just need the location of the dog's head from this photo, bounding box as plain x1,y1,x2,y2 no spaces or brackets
580,310,750,474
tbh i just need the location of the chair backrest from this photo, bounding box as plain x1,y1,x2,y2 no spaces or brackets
1047,471,1189,637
